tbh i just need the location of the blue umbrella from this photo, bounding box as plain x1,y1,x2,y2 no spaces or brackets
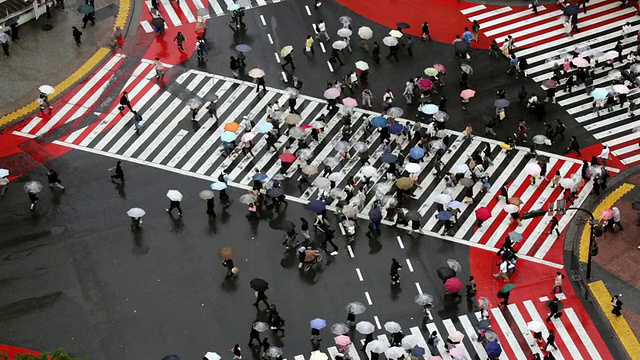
592,88,609,100
418,104,438,115
257,122,274,133
162,356,182,360
437,211,453,220
211,182,228,190
253,173,268,181
388,123,405,135
369,208,382,223
409,147,425,159
307,199,326,213
221,131,237,142
564,4,579,15
228,3,241,11
370,116,388,128
310,318,327,329
235,44,252,52
485,341,502,358
494,99,510,108
382,153,398,164
410,346,425,357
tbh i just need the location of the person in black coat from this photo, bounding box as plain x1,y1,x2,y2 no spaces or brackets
372,42,381,63
253,290,270,309
206,198,215,219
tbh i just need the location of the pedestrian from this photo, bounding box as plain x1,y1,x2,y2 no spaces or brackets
493,260,509,282
552,271,564,293
463,124,473,141
612,294,623,316
390,258,402,285
222,258,237,277
462,27,473,45
320,227,339,255
386,44,399,62
47,169,65,192
231,344,242,360
110,161,125,182
403,80,414,104
38,92,53,112
132,111,143,132
426,331,439,355
472,20,480,41
314,0,321,8
299,217,311,242
606,206,624,232
10,23,19,41
466,276,477,311
329,47,344,65
548,215,560,237
545,329,557,351
598,145,610,167
362,88,373,109
230,56,240,78
118,91,133,113
248,326,262,347
315,20,330,42
0,175,8,198
281,52,296,70
207,198,216,219
567,136,582,157
546,297,562,321
154,57,164,82
571,13,579,32
304,35,315,55
27,191,38,211
255,76,266,93
253,290,270,309
82,12,95,28
166,198,183,216
497,288,511,307
1,39,9,57
174,31,186,52
382,89,394,110
529,0,539,13
207,100,218,123
421,21,432,41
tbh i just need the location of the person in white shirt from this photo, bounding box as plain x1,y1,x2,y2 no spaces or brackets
316,20,330,42
598,145,610,167
493,260,509,282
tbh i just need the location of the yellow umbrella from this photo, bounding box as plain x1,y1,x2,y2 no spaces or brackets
396,177,414,190
280,45,294,57
389,30,403,38
224,122,240,132
500,143,511,150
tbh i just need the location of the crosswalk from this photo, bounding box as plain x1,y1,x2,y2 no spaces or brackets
461,0,640,168
12,56,592,262
139,0,283,32
285,299,605,360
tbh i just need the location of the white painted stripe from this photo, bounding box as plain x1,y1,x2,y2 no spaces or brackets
593,119,640,139
208,0,224,16
138,102,191,161
118,91,175,154
490,307,528,359
222,0,236,10
442,319,472,360
425,323,453,360
565,308,602,359
356,268,363,281
63,79,115,143
547,307,582,357
458,315,488,359
468,7,512,22
481,6,547,30
415,282,423,295
397,236,404,249
140,20,154,33
305,5,311,16
484,7,558,37
294,355,305,360
507,304,545,356
20,117,43,134
347,244,355,258
327,61,334,72
178,0,196,23
192,0,205,10
364,291,372,305
159,0,182,26
152,129,189,163
408,327,430,353
275,52,280,63
260,14,266,26
460,4,486,15
256,0,267,5
613,141,640,156
621,154,640,165
374,316,381,330
320,42,326,53
523,300,565,360
267,33,273,44
405,259,413,272
604,130,640,147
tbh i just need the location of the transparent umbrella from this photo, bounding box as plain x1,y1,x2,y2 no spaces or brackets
239,193,258,204
316,177,331,189
385,347,405,359
328,172,344,182
285,87,299,98
361,165,377,177
331,322,350,335
346,301,367,314
343,205,359,218
414,293,434,306
199,190,215,200
23,181,43,194
358,26,373,40
186,97,203,109
447,259,462,272
334,140,350,152
401,335,421,349
298,149,314,161
302,165,319,175
353,142,368,153
330,188,347,200
267,347,282,358
532,135,551,145
366,340,389,354
253,321,269,332
356,321,375,334
384,321,401,333
324,157,340,167
289,127,309,139
386,107,404,117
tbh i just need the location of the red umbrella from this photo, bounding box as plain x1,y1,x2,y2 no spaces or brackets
300,124,312,130
445,277,463,293
433,63,446,73
600,209,614,220
475,207,491,221
418,78,433,90
280,152,297,163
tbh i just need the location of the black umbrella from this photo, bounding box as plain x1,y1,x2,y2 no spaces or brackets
460,178,475,188
564,4,579,16
77,4,95,13
396,22,410,29
162,356,181,360
437,266,456,281
405,210,421,222
4,17,18,26
250,278,269,292
546,299,565,311
454,41,467,53
536,155,550,164
267,188,283,198
151,17,165,31
477,319,491,330
269,219,295,231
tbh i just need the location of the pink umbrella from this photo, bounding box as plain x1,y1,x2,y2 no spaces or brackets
475,207,491,221
241,132,256,143
571,57,589,68
300,124,312,130
427,357,443,360
460,89,476,100
600,209,615,220
342,97,358,107
334,335,352,346
324,87,341,99
449,345,465,358
418,78,433,90
433,63,446,73
445,277,463,293
280,152,297,163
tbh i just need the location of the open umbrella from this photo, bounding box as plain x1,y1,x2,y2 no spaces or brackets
410,147,425,159
23,181,43,194
600,209,615,220
151,17,165,31
332,41,348,50
257,122,274,133
356,321,375,334
310,318,327,329
370,116,388,128
571,57,589,68
253,321,269,332
452,163,470,174
415,293,434,306
448,331,465,343
592,88,609,100
438,211,453,220
437,267,456,281
461,63,473,75
204,353,220,360
445,277,463,293
355,60,369,71
485,342,502,358
323,87,341,100
484,329,498,342
560,178,576,189
199,190,215,200
384,321,401,333
494,99,510,108
366,340,389,354
449,345,465,359
387,107,404,118
296,149,313,161
307,199,327,213
447,259,462,272
418,78,433,91
361,165,377,177
217,247,236,260
543,79,558,89
501,284,515,292
0,168,8,178
525,162,542,176
302,165,319,175
331,322,350,335
503,204,519,213
532,135,551,145
546,299,565,310
267,188,283,198
187,97,203,109
396,177,414,190
475,206,491,221
221,131,237,142
424,67,439,77
77,3,95,13
239,193,258,205
369,208,382,222
289,127,309,139
346,301,367,315
418,104,438,115
434,193,452,205
248,68,265,79
228,3,241,11
460,89,476,100
224,122,240,132
527,321,544,333
337,28,352,37
405,163,421,173
383,36,398,47
403,210,419,222
39,85,55,94
310,352,328,360
267,347,283,358
459,178,474,188
330,189,347,200
382,153,399,164
508,231,523,242
477,319,491,330
389,29,403,38
342,97,358,107
316,177,332,189
613,84,630,94
402,335,421,349
235,44,252,52
211,182,227,191
127,208,146,217
564,4,579,15
334,335,352,346
433,63,447,73
166,190,183,202
339,16,352,24
358,26,373,40
285,113,302,125
396,22,410,29
280,152,296,163
280,46,294,57
343,205,359,218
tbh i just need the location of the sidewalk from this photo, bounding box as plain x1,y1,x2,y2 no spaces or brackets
0,0,127,126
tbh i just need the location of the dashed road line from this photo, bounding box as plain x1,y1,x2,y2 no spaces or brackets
405,259,414,272
356,268,363,281
397,236,404,249
365,291,373,305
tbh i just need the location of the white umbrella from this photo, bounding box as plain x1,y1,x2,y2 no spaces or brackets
127,207,146,217
353,142,368,153
383,36,398,47
366,340,389,354
343,205,359,218
290,127,309,139
166,190,183,201
337,28,352,37
434,193,452,204
525,162,542,176
298,149,314,161
239,193,258,205
503,204,519,213
603,50,618,60
358,26,373,40
253,321,269,332
447,259,462,272
532,135,551,145
248,68,265,78
39,85,55,94
386,107,404,117
452,164,469,174
560,178,576,189
389,29,403,38
285,87,300,98
241,132,256,143
384,321,401,333
339,16,351,24
405,163,420,173
331,322,350,335
414,293,434,306
361,166,377,178
356,321,375,334
328,172,344,182
333,140,350,152
199,190,215,200
204,352,221,360
312,121,326,129
527,321,544,333
323,157,340,167
332,40,348,50
316,177,331,189
448,200,464,210
267,347,283,358
330,188,347,200
401,335,420,349
280,45,294,57
0,168,9,178
385,347,405,359
309,351,328,360
613,84,630,94
346,301,367,314
186,98,203,109
23,181,43,194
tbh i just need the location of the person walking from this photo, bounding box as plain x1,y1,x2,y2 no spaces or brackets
330,47,344,65
166,198,183,216
132,111,143,133
382,89,394,110
231,344,242,360
223,258,236,277
248,326,262,347
567,136,582,157
154,58,164,82
545,329,557,351
465,276,477,311
207,100,218,124
493,260,509,282
421,21,432,41
110,161,125,182
1,38,9,57
320,227,339,255
47,169,65,192
426,331,439,356
207,198,216,219
598,145,610,167
253,290,270,309
612,294,623,316
546,297,561,321
552,272,564,294
390,258,402,285
472,20,480,41
230,56,240,78
28,191,38,211
255,76,266,93
82,12,95,28
71,26,82,46
304,35,315,55
362,88,373,109
300,217,311,241
371,41,381,64
174,31,186,52
38,92,53,112
119,91,133,113
549,215,560,236
606,206,624,232
316,20,330,42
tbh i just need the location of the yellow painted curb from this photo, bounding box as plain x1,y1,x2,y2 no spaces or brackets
579,183,636,262
589,281,640,359
114,0,130,30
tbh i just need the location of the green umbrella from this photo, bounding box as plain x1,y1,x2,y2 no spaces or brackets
501,284,515,293
424,67,439,77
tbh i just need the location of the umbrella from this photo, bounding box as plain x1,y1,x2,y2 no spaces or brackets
494,99,510,108
204,353,220,360
460,89,476,100
228,3,241,11
383,36,398,47
424,67,439,77
382,153,398,164
448,331,465,343
384,321,401,333
346,301,367,314
433,63,447,73
240,132,256,143
285,87,300,98
543,79,558,89
448,200,464,210
224,122,240,132
330,189,347,200
23,181,43,194
454,41,467,53
324,87,341,100
211,182,227,191
572,57,589,68
217,247,236,260
296,149,313,161
603,50,618,60
366,340,389,354
332,41,348,50
221,131,237,142
418,78,433,90
239,193,258,205
312,121,326,129
437,267,456,281
310,352,328,360
405,163,420,173
334,335,352,346
289,127,309,139
613,84,630,94
459,178,474,188
253,321,269,332
433,111,449,122
411,346,425,357
438,211,453,220
449,345,465,358
166,190,183,202
307,199,327,213
418,104,438,115
402,335,421,349
199,190,215,200
187,97,203,109
248,68,266,78
447,259,462,272
389,29,403,38
127,208,146,217
285,113,302,125
77,4,95,13
196,7,209,16
38,85,55,94
337,28,352,37
434,193,452,205
508,231,523,242
564,4,579,15
397,22,410,29
356,321,375,334
343,206,359,218
461,64,473,75
484,329,499,342
339,16,352,24
369,208,382,222
257,122,274,133
342,97,358,107
503,204,518,213
316,177,332,189
302,165,319,175
445,278,463,293
485,342,502,358
532,135,551,145
280,46,294,57
477,319,491,330
370,116,388,128
631,63,640,74
409,147,425,159
396,177,414,190
387,107,404,118
3,17,18,26
452,163,469,174
475,207,491,221
280,152,296,163
403,210,420,222
358,26,373,40
527,321,544,333
355,60,369,71
0,168,8,178
592,88,609,100
361,165,377,177
501,284,515,292
414,293,434,306
253,172,268,181
267,347,283,358
331,322,350,335
587,165,604,177
525,162,542,175
269,218,294,231
151,17,165,30
235,44,252,53
600,209,615,220
560,178,576,189
353,142,368,153
310,318,327,329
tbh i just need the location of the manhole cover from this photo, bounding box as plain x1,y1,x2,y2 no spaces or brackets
41,24,53,31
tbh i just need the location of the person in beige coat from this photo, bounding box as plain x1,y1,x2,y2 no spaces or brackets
552,271,564,293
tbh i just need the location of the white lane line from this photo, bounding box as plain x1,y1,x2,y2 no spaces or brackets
468,6,512,21
267,33,273,44
356,268,363,281
490,307,528,359
374,316,381,329
460,4,486,14
305,5,311,16
320,42,326,53
347,245,354,258
327,61,334,72
405,259,414,272
274,53,280,63
565,308,602,359
281,71,288,83
415,282,423,295
339,222,346,235
397,236,404,249
365,292,373,305
260,15,266,26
